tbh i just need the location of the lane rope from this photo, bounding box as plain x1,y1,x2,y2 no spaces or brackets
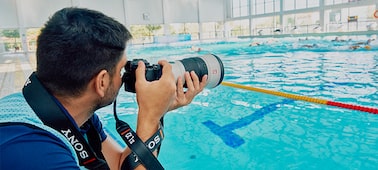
221,82,378,114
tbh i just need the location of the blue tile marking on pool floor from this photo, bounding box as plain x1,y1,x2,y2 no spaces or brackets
203,99,294,148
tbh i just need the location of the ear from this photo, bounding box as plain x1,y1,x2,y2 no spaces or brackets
94,70,109,97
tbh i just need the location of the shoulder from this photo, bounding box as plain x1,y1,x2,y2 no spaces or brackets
90,114,108,141
0,123,80,170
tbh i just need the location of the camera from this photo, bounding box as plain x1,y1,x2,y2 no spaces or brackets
122,54,224,93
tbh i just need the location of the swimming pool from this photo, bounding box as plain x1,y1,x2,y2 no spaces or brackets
98,36,378,169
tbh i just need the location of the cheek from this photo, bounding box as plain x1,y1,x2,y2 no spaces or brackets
115,76,123,88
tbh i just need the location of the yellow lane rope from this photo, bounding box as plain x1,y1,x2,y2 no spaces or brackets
221,81,378,114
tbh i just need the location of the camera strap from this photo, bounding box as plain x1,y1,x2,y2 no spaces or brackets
22,72,109,170
113,100,164,170
116,119,164,170
121,125,164,169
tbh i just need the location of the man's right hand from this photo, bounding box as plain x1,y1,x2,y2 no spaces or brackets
134,60,176,140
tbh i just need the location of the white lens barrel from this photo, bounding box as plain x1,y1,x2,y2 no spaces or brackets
170,54,224,88
170,61,187,85
199,54,223,88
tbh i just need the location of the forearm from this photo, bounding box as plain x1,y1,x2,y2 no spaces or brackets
136,110,161,142
136,109,165,159
119,112,163,170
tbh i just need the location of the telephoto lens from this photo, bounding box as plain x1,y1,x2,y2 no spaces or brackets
123,54,224,93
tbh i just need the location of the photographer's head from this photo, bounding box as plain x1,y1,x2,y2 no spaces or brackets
36,7,132,103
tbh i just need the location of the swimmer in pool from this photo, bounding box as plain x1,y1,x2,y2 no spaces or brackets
349,39,373,50
191,46,202,52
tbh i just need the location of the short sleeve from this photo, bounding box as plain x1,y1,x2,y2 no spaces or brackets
91,114,107,142
0,124,80,170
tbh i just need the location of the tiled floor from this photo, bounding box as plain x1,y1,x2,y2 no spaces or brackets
0,52,35,98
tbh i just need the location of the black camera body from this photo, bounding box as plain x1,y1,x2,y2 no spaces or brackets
122,54,224,93
123,59,162,93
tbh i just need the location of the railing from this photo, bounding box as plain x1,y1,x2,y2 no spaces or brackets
200,31,225,39
128,20,377,45
250,20,377,36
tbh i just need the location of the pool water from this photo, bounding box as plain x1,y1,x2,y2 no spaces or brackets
98,36,378,169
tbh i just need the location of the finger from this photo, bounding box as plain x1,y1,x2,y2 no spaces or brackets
176,75,184,97
190,71,200,90
185,71,194,90
200,75,208,89
158,60,173,80
135,61,146,82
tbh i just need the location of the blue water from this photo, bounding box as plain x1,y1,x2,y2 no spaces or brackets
98,36,378,169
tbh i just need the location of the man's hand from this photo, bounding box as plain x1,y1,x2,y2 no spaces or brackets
134,60,176,140
168,71,207,111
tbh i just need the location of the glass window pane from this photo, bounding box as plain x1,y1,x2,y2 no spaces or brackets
240,6,248,16
251,0,256,15
308,0,319,8
284,0,295,11
254,16,275,28
334,0,343,4
266,1,274,13
233,8,241,17
256,3,264,14
274,0,280,12
233,0,240,8
240,0,249,16
1,28,21,52
240,0,248,6
232,0,248,17
296,0,306,9
325,0,333,5
256,0,264,4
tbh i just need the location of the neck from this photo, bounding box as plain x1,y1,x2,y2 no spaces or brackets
55,95,96,127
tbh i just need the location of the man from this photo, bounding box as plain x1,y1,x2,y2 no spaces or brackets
0,7,207,169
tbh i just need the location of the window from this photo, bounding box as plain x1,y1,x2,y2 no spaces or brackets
325,0,333,5
252,0,280,15
308,0,319,8
284,0,295,11
255,0,265,14
1,28,21,52
232,0,249,17
202,22,224,39
227,19,250,36
334,0,343,4
296,0,306,9
265,0,274,13
284,0,319,10
325,0,352,5
274,0,280,12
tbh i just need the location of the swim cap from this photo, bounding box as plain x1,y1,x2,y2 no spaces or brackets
364,45,371,50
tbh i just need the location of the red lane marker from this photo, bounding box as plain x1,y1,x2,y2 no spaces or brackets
327,101,378,114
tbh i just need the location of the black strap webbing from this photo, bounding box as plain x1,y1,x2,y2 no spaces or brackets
116,119,164,170
22,72,109,170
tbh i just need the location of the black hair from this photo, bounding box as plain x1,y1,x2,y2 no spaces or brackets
36,7,132,96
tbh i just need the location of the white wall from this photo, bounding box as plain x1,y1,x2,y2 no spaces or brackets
199,0,224,22
164,0,199,23
0,0,73,28
0,0,19,28
125,0,164,25
77,0,126,25
18,0,72,28
0,0,225,29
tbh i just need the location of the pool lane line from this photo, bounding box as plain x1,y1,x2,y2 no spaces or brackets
221,82,378,114
203,99,294,148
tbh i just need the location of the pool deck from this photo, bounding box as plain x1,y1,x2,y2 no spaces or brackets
0,52,35,98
